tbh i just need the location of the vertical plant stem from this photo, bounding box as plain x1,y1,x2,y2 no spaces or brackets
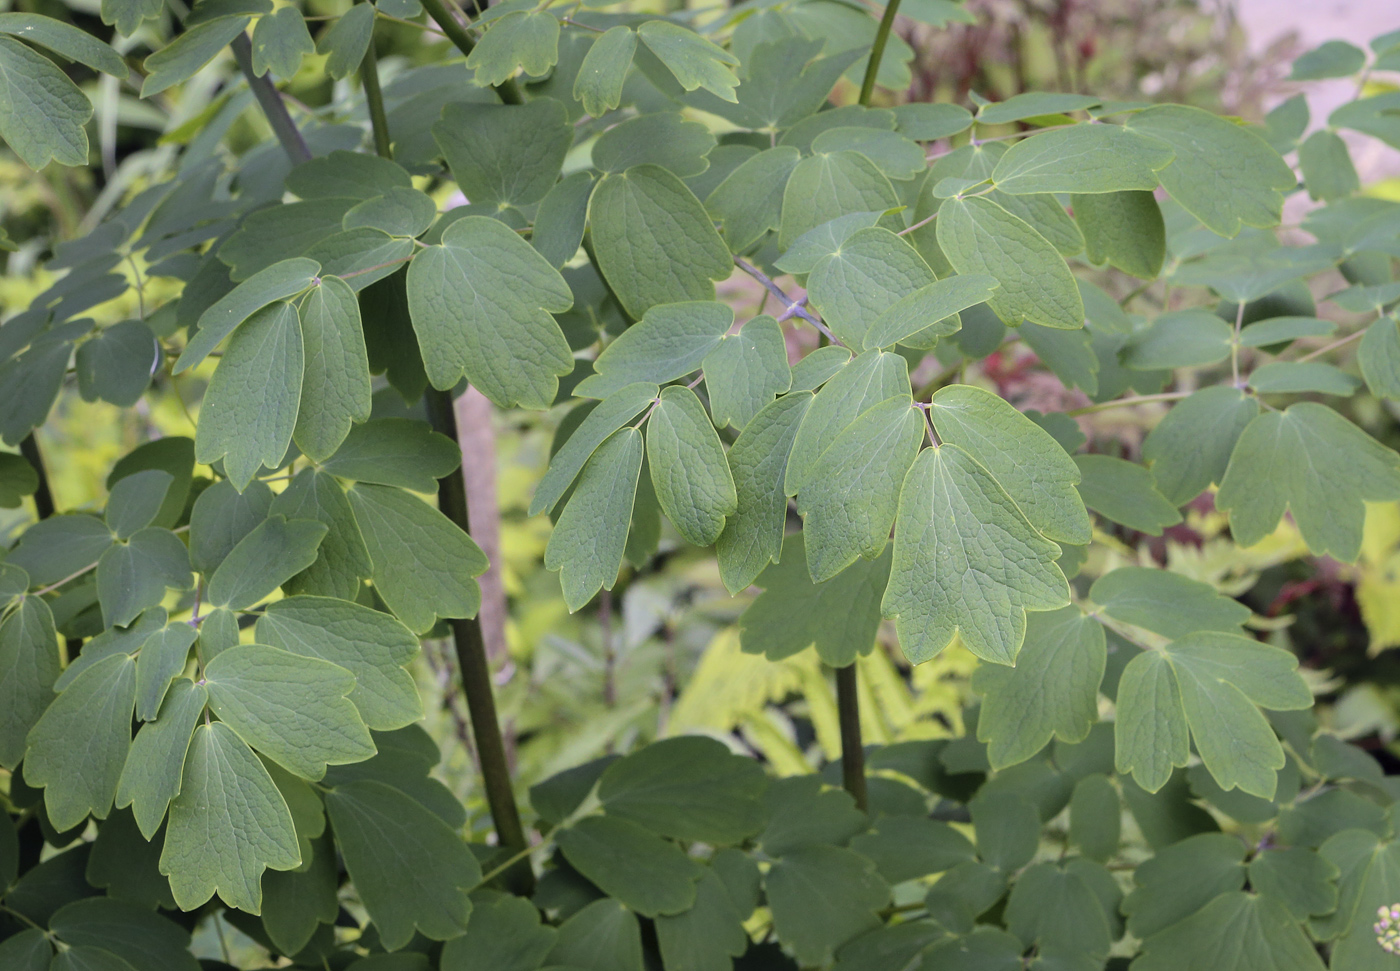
415,0,523,105
358,12,394,161
230,33,313,165
835,664,868,811
19,434,55,519
424,389,534,894
858,0,902,106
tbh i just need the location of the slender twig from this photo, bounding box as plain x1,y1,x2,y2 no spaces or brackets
561,17,605,33
733,257,843,345
230,33,312,165
835,664,868,812
19,435,56,519
373,10,449,36
1066,391,1192,416
423,389,533,895
1231,299,1245,386
858,0,902,105
1297,325,1367,363
358,4,394,161
897,210,937,236
416,0,523,105
31,562,99,597
340,254,416,279
924,123,1078,161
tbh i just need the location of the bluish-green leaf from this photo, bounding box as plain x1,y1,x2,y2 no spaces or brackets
574,26,636,118
646,385,736,547
115,679,206,838
0,35,91,170
545,427,643,610
993,124,1173,195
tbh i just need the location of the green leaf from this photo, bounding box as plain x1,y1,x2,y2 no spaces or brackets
807,228,936,348
790,345,853,391
1361,316,1400,400
251,6,313,78
1216,402,1400,561
776,211,885,275
992,124,1173,194
105,469,172,541
161,721,301,913
534,384,658,516
319,418,460,493
706,146,802,254
0,452,38,508
271,469,372,600
346,483,488,633
597,735,768,844
883,444,1068,665
0,35,91,169
140,17,249,96
1089,567,1249,639
1073,190,1166,279
204,643,374,780
574,26,636,118
1074,454,1181,535
23,653,135,830
797,396,922,581
937,195,1084,328
286,150,412,201
928,384,1090,545
1289,39,1366,80
575,301,732,398
646,385,736,547
1113,650,1190,793
206,514,326,611
75,320,158,408
812,127,925,181
1135,893,1325,971
703,315,791,430
434,99,572,209
593,112,716,179
1068,774,1120,862
317,3,374,80
262,830,338,955
466,10,558,86
407,215,573,408
590,166,733,320
1005,862,1113,959
0,14,126,79
258,596,421,731
115,679,206,839
545,899,644,971
194,301,304,490
134,623,197,722
440,890,557,971
970,790,1039,871
1311,830,1400,966
740,533,890,667
766,846,890,967
6,513,111,586
325,779,481,949
1249,847,1339,920
0,596,57,769
344,188,436,238
862,275,999,350
848,815,974,885
977,92,1099,125
0,929,50,970
96,527,191,628
973,606,1104,770
544,427,643,610
1122,308,1234,368
1141,386,1259,505
778,152,899,252
637,20,739,102
49,898,197,971
294,275,371,462
1298,128,1360,202
557,815,703,917
1125,105,1295,237
50,946,138,971
1248,361,1361,396
893,102,973,140
188,479,272,575
1330,91,1400,149
533,171,594,268
655,868,750,971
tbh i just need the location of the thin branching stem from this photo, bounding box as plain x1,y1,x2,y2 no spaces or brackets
734,256,843,345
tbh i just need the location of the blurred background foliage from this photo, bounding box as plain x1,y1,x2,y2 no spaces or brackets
3,0,1400,855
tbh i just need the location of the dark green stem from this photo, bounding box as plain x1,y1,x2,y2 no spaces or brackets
19,434,55,519
230,33,313,164
358,4,394,160
415,0,523,104
858,0,902,106
835,663,868,812
424,388,533,894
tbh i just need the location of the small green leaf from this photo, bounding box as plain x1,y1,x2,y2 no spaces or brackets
1069,774,1120,862
141,17,249,96
271,469,372,600
1248,361,1362,396
534,384,658,516
1074,454,1181,536
1216,402,1400,560
807,228,937,348
22,653,135,830
1141,386,1258,506
0,452,38,508
706,147,802,254
105,469,173,541
134,623,197,721
937,195,1084,329
325,779,481,949
778,152,899,252
1073,190,1166,279
0,35,91,170
862,275,999,350
115,679,206,839
574,26,636,117
703,316,791,430
1113,650,1189,793
1249,847,1339,920
194,301,305,490
977,92,1099,125
251,6,313,78
1005,862,1113,959
646,385,736,547
96,527,192,628
766,846,890,968
1298,129,1360,202
294,275,371,462
992,124,1173,195
1360,316,1400,400
532,171,594,268
319,418,459,493
1089,567,1249,639
466,10,559,86
207,514,328,610
188,479,273,575
590,166,733,320
1289,39,1366,80
406,215,573,408
439,891,556,971
812,127,925,180
1135,893,1325,971
0,929,50,970
49,897,198,971
205,643,375,780
347,483,488,633
0,14,128,78
637,20,739,102
545,427,643,610
161,721,301,913
655,868,750,971
883,444,1068,665
75,320,159,407
546,899,644,971
775,210,885,275
6,513,112,586
593,112,716,178
973,606,1105,770
286,150,412,201
317,3,374,80
575,301,732,398
434,99,572,209
557,815,704,917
